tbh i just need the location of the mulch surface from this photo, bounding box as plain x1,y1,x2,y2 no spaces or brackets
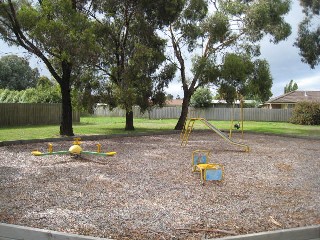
0,131,319,239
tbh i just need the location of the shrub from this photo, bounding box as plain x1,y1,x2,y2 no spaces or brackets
190,87,213,108
0,86,61,103
290,101,320,125
0,89,10,102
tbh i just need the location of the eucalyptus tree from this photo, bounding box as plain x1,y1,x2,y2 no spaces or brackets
166,0,292,130
218,53,273,103
295,0,320,68
0,0,97,136
93,0,181,130
284,79,298,94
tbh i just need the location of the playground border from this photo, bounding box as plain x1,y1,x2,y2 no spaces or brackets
0,222,111,240
210,225,320,240
0,223,319,240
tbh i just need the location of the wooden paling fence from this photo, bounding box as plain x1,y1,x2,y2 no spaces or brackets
94,105,293,122
0,103,80,126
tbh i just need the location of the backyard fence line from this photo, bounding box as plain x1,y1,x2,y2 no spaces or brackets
0,103,80,126
94,105,293,122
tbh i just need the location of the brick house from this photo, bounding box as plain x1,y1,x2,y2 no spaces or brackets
263,91,320,109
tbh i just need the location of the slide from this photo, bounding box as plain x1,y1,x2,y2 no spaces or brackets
182,118,249,152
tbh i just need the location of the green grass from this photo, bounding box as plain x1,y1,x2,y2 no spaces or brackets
0,116,319,142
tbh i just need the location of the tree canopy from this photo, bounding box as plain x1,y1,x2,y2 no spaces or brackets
284,79,298,93
295,0,320,68
0,0,97,136
0,0,295,134
218,53,273,103
0,54,39,90
93,0,180,130
166,0,292,130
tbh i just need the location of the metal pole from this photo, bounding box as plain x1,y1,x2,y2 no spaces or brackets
241,98,244,139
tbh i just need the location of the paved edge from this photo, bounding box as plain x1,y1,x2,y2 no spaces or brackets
210,225,320,240
0,222,112,240
0,223,319,240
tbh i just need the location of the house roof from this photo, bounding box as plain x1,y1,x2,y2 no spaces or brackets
166,99,183,106
266,91,320,104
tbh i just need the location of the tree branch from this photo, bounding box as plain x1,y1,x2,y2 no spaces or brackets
169,24,188,91
4,0,62,83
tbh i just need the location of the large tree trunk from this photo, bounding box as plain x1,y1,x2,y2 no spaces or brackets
59,62,74,136
175,95,191,130
125,109,135,131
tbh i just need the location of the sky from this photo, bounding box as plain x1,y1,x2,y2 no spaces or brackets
0,1,319,100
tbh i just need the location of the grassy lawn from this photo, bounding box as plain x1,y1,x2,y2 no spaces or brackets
0,116,319,141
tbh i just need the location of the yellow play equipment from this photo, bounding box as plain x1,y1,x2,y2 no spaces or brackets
229,98,245,139
181,118,249,152
192,150,224,184
31,138,116,157
191,149,211,172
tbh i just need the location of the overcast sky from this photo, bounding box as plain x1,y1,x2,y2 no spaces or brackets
0,1,319,100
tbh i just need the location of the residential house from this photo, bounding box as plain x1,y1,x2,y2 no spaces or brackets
263,91,320,109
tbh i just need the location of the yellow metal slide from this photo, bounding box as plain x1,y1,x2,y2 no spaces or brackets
181,118,249,152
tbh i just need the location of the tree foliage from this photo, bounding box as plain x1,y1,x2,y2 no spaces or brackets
284,79,298,93
216,56,273,105
0,83,61,103
217,56,273,104
0,54,39,90
0,0,97,135
93,0,180,130
167,0,291,129
190,87,213,108
295,0,320,68
71,67,102,114
166,94,174,100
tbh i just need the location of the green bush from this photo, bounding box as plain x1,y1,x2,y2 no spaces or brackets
190,87,213,108
0,86,61,103
290,101,320,125
0,89,10,102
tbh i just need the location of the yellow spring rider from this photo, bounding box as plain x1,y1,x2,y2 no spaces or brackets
32,138,116,157
192,150,224,185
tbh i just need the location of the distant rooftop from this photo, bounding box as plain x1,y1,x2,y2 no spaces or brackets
166,99,183,106
266,91,320,103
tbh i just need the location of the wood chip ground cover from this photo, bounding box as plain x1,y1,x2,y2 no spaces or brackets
0,132,319,240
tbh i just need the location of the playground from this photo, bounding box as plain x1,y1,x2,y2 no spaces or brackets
0,131,319,239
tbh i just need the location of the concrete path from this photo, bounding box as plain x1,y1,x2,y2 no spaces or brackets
0,223,111,240
211,225,320,240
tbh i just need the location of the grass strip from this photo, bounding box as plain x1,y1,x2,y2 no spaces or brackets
0,116,319,142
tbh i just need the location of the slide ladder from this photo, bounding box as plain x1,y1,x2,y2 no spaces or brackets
181,118,249,152
181,118,196,145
